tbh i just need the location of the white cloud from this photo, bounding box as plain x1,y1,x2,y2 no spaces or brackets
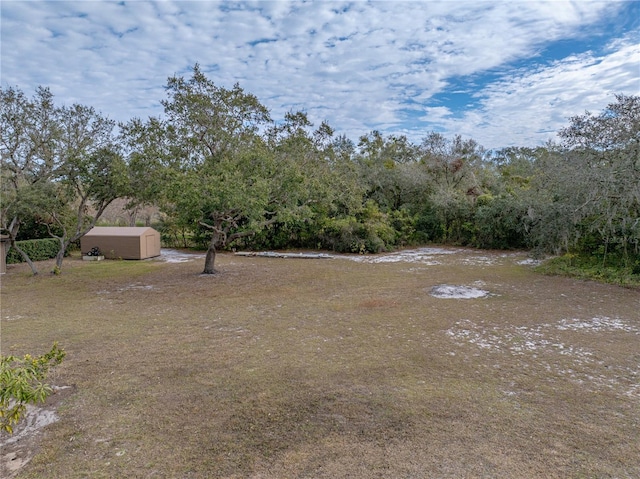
437,38,640,148
1,1,637,149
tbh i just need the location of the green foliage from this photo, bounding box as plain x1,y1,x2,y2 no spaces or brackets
316,204,397,254
6,238,61,264
316,216,361,252
357,200,398,251
551,95,640,261
252,207,415,254
472,195,528,249
0,343,66,434
126,64,276,273
15,215,64,241
153,217,195,249
413,203,445,243
535,253,640,287
389,208,419,246
247,221,301,251
251,199,402,254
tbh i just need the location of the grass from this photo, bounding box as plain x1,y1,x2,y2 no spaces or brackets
1,248,639,478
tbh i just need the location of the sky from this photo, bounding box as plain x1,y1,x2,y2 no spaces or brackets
1,1,639,150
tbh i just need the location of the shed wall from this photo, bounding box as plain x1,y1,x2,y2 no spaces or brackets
143,233,161,259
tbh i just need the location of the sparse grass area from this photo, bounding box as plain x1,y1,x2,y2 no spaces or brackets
1,249,639,478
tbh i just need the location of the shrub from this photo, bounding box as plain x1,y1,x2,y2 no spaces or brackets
0,343,66,434
6,238,60,264
473,197,528,249
413,204,445,243
535,253,640,287
389,208,419,246
317,214,395,254
317,216,362,252
248,219,312,251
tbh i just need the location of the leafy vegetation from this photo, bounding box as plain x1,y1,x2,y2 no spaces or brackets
535,252,640,288
5,238,61,264
0,343,66,434
2,66,638,281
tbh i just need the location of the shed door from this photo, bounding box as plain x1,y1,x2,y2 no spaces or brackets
145,234,155,258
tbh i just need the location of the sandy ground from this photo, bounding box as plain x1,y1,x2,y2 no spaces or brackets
1,387,75,478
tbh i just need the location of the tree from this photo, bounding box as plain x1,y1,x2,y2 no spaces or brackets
260,111,365,250
0,86,60,274
48,146,130,271
40,104,129,271
356,131,419,212
557,95,640,264
416,133,484,243
478,146,551,250
119,116,172,225
133,64,273,274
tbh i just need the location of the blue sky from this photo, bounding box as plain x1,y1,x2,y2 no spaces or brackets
1,1,639,149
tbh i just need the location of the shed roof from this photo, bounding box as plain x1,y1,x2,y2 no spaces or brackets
84,227,157,237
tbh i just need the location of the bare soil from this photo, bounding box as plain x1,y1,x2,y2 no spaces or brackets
1,247,638,478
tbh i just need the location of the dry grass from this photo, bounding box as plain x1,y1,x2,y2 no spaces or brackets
1,248,639,478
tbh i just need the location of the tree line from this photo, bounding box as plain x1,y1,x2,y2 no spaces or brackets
2,64,639,275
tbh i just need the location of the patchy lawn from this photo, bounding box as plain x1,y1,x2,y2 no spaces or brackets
1,247,639,478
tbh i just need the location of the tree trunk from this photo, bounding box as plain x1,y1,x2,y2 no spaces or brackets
4,217,39,275
54,247,65,271
202,238,217,274
9,239,39,275
52,236,68,273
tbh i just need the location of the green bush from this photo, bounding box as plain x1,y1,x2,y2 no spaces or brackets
317,214,395,254
535,253,640,287
1,343,66,434
317,216,362,252
413,204,445,243
472,197,528,249
249,219,312,251
389,209,419,246
6,238,60,264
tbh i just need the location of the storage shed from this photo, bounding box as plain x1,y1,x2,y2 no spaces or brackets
81,227,161,260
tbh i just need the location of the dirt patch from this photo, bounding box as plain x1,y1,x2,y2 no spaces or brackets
0,385,75,479
345,246,460,265
156,248,205,263
430,284,490,299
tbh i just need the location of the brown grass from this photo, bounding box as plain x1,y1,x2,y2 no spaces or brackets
1,249,639,478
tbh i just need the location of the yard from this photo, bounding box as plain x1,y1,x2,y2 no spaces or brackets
1,247,639,478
